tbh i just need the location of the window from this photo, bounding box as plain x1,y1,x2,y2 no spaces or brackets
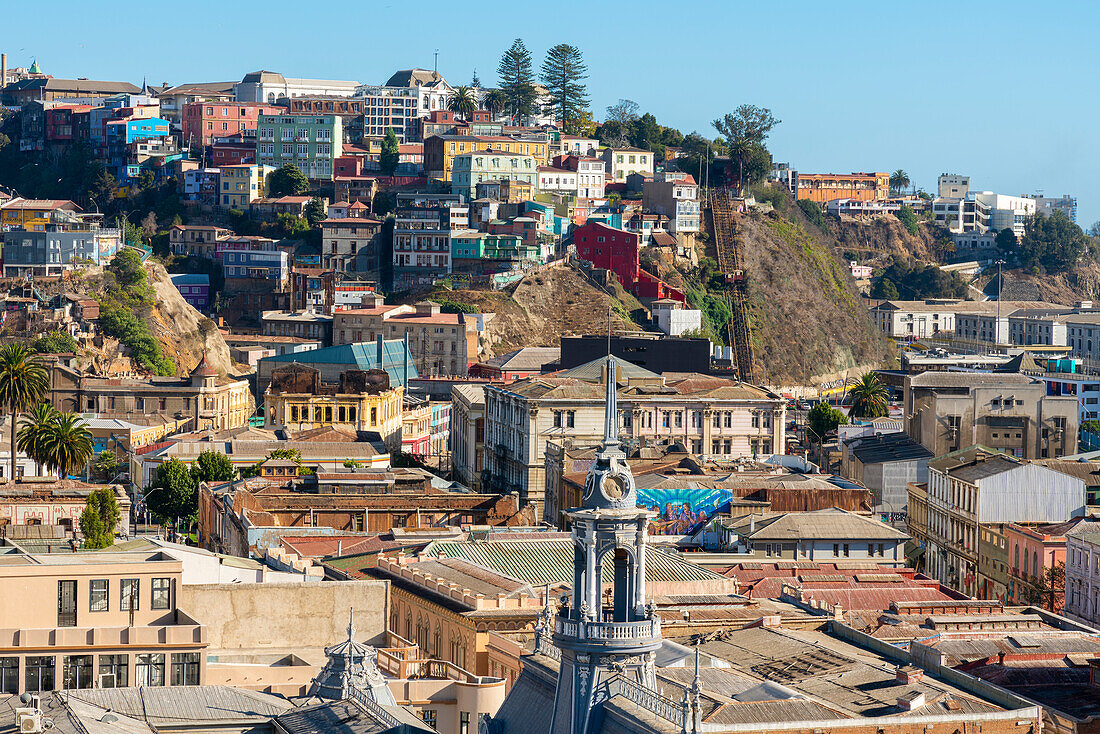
98,655,128,688
553,411,562,428
421,710,438,728
121,578,139,611
843,543,850,557
460,712,471,734
152,578,171,610
135,654,165,686
58,580,76,627
171,653,201,686
0,657,17,695
90,579,108,612
62,655,93,690
25,656,55,692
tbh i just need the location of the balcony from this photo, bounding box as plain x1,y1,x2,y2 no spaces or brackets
553,615,660,642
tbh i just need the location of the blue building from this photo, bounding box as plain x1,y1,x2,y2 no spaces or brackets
257,340,418,392
220,249,289,286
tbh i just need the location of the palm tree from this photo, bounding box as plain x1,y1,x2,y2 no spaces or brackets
18,403,59,475
847,372,890,419
448,86,477,120
890,169,910,196
39,413,94,478
0,344,48,481
483,89,507,118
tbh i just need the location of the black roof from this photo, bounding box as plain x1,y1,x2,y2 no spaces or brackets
847,431,934,464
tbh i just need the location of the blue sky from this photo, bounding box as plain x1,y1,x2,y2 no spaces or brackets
6,0,1098,224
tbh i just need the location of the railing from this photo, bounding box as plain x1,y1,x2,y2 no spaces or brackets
348,685,403,729
554,616,660,641
606,676,685,729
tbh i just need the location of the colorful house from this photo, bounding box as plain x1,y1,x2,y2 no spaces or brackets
255,114,343,180
573,221,685,303
170,273,211,310
451,149,537,200
218,164,275,209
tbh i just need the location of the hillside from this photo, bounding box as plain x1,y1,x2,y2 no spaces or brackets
737,213,892,384
423,263,646,358
828,216,943,265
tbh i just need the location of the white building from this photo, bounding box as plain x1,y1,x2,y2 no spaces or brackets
235,70,359,104
937,173,970,199
1064,526,1100,626
1026,193,1077,222
650,299,702,336
551,135,599,159
932,190,1036,237
642,173,700,233
601,147,654,183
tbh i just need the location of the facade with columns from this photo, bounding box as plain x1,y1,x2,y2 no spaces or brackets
482,358,786,518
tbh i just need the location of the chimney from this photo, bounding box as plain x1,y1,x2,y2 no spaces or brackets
896,665,924,685
896,691,926,711
1,54,6,88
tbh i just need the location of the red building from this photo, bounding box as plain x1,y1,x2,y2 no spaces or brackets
45,105,93,144
573,221,686,303
182,101,281,146
209,138,256,166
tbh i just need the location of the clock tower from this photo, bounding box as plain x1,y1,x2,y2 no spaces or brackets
548,355,662,734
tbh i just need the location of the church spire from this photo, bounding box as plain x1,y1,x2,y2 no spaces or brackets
602,355,619,449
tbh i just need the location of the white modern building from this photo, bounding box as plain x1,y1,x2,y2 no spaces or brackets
1026,193,1078,222
642,173,700,233
650,299,702,336
932,190,1036,237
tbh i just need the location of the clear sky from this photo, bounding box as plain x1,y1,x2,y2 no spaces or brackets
6,0,1098,224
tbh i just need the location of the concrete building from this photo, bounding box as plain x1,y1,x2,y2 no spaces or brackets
47,356,253,433
932,191,1036,237
937,173,970,198
319,216,383,275
451,149,537,200
481,356,785,514
1003,518,1096,608
642,173,701,233
255,114,342,180
392,193,469,287
217,163,274,209
600,147,654,183
1065,525,1100,627
650,299,702,336
261,309,333,343
181,101,281,146
234,70,360,104
450,383,486,491
0,551,206,695
842,431,934,520
1027,192,1078,222
332,296,481,377
262,364,404,448
904,371,1077,459
908,447,1086,598
0,479,130,540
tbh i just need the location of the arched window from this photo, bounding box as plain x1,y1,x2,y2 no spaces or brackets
433,626,442,658
405,611,413,642
1033,551,1039,580
1014,545,1019,573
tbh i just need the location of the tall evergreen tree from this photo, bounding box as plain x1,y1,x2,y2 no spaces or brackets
541,44,590,133
379,128,400,177
497,39,537,121
471,70,482,88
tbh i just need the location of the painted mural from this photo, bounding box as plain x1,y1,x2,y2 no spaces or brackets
638,486,734,536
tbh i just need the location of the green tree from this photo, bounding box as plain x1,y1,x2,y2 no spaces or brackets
483,89,507,118
79,486,121,549
40,413,94,477
629,113,662,152
93,451,123,482
268,448,303,463
303,197,327,227
889,169,910,195
797,199,826,229
896,205,920,235
17,403,59,475
995,227,1018,257
0,344,49,481
276,212,310,239
267,163,310,197
379,128,400,176
497,38,537,120
871,277,900,300
191,449,235,485
1017,210,1086,273
32,330,79,354
145,457,198,522
88,169,118,210
712,105,780,192
471,70,482,88
847,373,889,419
448,86,478,119
541,43,590,132
808,403,848,440
111,248,147,288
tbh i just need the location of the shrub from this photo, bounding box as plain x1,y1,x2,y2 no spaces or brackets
896,205,920,236
797,199,826,229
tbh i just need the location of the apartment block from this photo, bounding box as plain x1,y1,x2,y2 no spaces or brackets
255,114,342,180
792,171,889,204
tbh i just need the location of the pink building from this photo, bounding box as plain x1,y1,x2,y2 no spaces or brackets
181,101,281,146
1005,517,1095,609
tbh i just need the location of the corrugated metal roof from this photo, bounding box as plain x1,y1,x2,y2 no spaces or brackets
423,539,724,585
64,686,292,724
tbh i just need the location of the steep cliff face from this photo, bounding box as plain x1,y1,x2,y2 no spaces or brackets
827,216,941,264
738,213,892,384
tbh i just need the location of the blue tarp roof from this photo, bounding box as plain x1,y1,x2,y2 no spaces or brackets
260,340,418,386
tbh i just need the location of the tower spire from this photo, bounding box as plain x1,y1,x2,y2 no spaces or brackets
603,354,618,449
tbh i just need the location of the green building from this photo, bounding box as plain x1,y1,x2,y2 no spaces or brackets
256,114,343,180
451,149,536,200
451,231,539,262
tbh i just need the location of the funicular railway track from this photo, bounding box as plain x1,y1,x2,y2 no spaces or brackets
708,188,756,383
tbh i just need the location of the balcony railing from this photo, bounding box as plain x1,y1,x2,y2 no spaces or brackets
554,615,660,641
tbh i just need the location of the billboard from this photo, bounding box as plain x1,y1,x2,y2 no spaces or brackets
638,486,735,536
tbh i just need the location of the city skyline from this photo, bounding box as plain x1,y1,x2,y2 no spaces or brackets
5,0,1096,225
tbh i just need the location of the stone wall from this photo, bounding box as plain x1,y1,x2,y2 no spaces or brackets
179,579,388,653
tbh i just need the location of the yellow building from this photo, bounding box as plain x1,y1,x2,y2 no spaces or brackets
425,135,549,182
263,363,403,449
0,198,82,230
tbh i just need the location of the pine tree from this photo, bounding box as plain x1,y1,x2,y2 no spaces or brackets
541,44,590,133
497,39,537,121
471,70,482,88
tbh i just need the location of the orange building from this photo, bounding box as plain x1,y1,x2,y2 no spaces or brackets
793,171,889,204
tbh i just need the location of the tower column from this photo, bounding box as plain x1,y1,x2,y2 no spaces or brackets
585,530,597,620
635,522,647,612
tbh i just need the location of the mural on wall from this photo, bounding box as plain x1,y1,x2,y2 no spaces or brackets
638,486,734,536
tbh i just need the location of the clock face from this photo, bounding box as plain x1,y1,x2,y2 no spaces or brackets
602,474,626,501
